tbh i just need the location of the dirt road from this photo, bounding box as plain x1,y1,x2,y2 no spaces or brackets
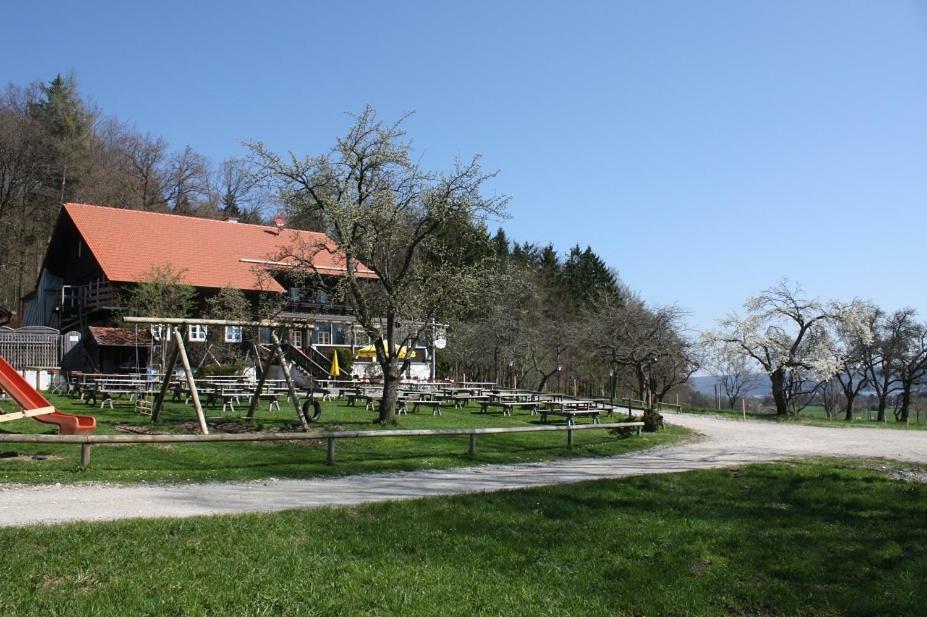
2,413,925,527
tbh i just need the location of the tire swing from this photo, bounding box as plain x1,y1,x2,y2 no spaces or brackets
301,398,322,423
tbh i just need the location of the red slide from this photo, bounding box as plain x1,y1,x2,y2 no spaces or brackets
0,356,95,435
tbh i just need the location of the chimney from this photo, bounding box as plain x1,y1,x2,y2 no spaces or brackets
273,213,286,235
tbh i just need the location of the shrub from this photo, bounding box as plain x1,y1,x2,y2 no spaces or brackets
641,408,664,432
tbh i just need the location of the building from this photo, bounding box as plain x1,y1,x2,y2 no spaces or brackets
21,203,431,378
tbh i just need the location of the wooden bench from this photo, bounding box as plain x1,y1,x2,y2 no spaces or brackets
84,389,114,409
540,408,600,425
357,395,410,415
411,399,451,416
479,401,539,416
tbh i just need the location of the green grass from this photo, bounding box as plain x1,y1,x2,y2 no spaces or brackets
683,403,927,430
1,459,924,616
0,394,688,485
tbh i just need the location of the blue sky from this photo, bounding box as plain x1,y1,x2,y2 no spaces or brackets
3,1,926,330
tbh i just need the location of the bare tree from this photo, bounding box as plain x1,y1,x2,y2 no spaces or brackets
122,131,169,210
861,308,904,422
164,145,211,214
216,157,264,222
248,107,506,422
703,341,760,409
891,309,927,424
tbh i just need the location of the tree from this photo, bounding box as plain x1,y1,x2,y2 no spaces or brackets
248,107,506,422
583,290,695,403
28,73,92,203
707,281,837,416
216,157,264,222
860,308,903,422
164,146,211,215
829,302,875,421
703,340,760,409
123,264,196,319
890,309,927,424
203,286,253,366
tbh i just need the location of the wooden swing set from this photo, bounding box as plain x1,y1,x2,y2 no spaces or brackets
123,316,314,435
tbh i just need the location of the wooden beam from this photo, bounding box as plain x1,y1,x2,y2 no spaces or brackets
0,422,643,444
124,316,312,328
0,406,56,423
151,338,181,422
272,331,309,431
246,343,275,419
173,328,209,435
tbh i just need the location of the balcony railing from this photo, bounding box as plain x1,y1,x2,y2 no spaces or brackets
59,281,119,316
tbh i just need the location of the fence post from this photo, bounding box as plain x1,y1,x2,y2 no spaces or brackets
327,436,336,465
468,433,477,456
567,427,574,448
80,444,91,469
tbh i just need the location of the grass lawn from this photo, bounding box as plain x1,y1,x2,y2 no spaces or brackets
1,459,924,616
682,403,927,430
0,394,688,485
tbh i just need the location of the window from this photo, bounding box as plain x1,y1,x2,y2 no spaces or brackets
291,330,303,347
332,322,346,345
258,327,272,345
316,330,331,345
225,326,243,343
150,325,164,341
188,324,208,342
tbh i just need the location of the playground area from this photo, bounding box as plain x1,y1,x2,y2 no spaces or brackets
0,378,678,485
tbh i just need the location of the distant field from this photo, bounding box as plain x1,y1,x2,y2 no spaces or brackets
1,459,924,616
682,403,927,430
0,394,688,484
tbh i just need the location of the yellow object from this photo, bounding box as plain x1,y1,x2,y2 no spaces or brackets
329,350,341,377
355,340,416,359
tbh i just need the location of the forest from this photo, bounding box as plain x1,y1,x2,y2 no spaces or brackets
0,74,696,407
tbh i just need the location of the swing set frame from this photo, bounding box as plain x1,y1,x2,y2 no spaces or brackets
123,316,314,435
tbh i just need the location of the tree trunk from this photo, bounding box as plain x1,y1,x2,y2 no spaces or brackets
876,396,887,422
898,383,911,424
843,393,855,421
770,368,788,416
378,363,401,424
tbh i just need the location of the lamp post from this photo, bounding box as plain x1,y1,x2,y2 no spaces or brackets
609,367,616,403
645,355,658,409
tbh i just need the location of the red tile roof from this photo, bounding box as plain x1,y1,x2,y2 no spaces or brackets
89,326,153,347
63,203,375,292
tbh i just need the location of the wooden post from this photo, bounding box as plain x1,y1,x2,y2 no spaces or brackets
80,444,91,469
174,328,209,435
151,335,181,422
246,343,274,419
272,331,309,431
252,343,264,375
468,433,477,456
742,398,746,421
327,436,336,464
567,426,574,448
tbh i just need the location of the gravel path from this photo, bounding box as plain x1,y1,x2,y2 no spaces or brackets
2,413,925,527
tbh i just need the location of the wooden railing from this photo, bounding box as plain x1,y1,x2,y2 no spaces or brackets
0,421,644,469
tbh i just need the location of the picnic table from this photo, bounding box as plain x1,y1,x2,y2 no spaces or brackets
410,398,454,416
539,400,601,425
479,400,540,416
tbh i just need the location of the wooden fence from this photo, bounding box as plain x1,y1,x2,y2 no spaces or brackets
0,326,60,369
0,421,644,469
